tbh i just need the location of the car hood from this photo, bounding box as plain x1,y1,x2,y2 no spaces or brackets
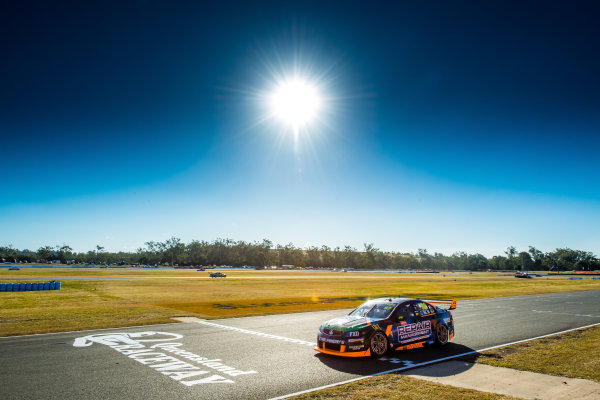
321,315,384,332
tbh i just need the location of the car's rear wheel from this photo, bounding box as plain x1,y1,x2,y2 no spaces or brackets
370,331,389,357
435,324,449,346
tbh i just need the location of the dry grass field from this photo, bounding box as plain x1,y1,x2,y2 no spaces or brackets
1,268,599,336
290,374,523,400
469,325,600,382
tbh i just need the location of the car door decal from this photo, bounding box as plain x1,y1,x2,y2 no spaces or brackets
394,320,432,344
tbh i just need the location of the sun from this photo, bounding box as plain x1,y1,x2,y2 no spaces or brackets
269,78,321,130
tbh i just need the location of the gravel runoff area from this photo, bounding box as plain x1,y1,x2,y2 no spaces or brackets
402,360,600,400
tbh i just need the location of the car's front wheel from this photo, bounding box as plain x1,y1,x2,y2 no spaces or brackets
435,324,449,346
369,331,389,357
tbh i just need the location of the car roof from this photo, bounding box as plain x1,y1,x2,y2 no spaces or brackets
367,297,413,304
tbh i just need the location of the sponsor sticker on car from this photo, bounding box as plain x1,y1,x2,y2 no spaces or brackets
395,320,431,343
318,334,344,344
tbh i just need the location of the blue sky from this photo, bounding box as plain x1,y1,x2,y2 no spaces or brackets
2,1,599,256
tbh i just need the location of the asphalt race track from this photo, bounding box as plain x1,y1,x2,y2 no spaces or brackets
1,290,599,400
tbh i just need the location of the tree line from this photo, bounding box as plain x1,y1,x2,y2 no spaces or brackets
1,239,598,271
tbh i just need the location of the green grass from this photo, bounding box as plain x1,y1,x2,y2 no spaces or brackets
1,269,599,336
289,374,523,400
465,325,600,382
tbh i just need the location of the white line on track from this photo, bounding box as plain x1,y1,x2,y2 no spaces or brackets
267,322,600,400
0,322,178,339
531,310,600,318
178,318,315,347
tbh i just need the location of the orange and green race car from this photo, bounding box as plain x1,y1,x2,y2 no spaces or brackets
315,297,456,357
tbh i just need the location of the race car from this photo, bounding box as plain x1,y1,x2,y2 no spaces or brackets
316,297,456,357
209,272,227,278
514,272,533,279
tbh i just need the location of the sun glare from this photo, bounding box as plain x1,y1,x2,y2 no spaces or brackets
270,78,321,129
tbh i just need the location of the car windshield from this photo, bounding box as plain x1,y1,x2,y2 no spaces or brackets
349,302,397,319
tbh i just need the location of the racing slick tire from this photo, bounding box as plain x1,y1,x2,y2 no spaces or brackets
435,324,449,346
369,331,389,357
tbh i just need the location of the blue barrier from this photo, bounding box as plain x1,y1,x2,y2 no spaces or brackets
0,282,62,292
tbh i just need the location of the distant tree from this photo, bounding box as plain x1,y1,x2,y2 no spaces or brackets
37,245,55,262
321,245,333,268
186,240,209,266
451,252,468,269
505,246,517,270
0,245,18,262
547,248,599,271
518,251,534,270
57,245,73,262
418,248,434,269
467,253,489,270
553,248,579,269
574,250,599,270
362,243,379,269
528,246,544,269
4,240,597,272
341,246,356,269
490,255,509,270
95,245,105,263
163,237,184,266
277,243,298,267
260,239,274,267
17,248,36,262
307,246,320,267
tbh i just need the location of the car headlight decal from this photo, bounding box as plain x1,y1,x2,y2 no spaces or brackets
348,338,364,343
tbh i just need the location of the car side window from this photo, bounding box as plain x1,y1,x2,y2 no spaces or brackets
414,302,435,315
394,304,414,321
411,303,422,317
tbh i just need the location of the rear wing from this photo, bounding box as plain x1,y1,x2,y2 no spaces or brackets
422,299,456,310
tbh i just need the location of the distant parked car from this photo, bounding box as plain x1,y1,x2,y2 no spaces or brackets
515,272,533,279
210,272,226,278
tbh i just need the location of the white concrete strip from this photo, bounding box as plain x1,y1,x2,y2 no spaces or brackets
0,322,177,339
172,317,315,347
268,321,600,400
531,310,600,318
403,360,600,400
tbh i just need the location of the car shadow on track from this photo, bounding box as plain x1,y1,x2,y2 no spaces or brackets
314,342,478,377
